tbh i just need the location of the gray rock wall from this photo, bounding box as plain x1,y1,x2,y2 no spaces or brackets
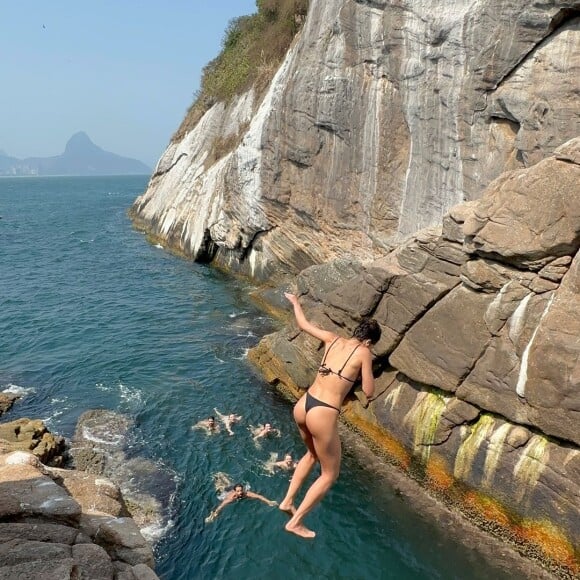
131,0,580,280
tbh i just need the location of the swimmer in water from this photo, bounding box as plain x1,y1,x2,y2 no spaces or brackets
205,483,277,522
273,453,298,471
214,407,242,436
279,292,380,539
263,452,298,474
192,415,220,433
252,422,280,440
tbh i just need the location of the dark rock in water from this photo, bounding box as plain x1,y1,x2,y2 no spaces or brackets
68,409,175,541
68,446,107,475
0,392,19,417
72,409,133,452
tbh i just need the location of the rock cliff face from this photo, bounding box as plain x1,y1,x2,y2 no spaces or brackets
250,140,580,573
131,0,580,281
130,0,580,572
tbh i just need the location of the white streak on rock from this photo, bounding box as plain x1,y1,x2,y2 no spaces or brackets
515,294,555,398
508,292,533,344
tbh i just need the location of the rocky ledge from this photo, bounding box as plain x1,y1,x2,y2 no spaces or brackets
0,405,159,579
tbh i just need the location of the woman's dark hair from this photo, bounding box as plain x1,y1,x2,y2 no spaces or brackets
352,318,381,344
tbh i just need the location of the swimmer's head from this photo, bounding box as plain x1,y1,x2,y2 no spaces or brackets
229,414,236,422
208,416,215,426
265,423,272,431
284,454,293,465
233,484,245,498
353,318,381,345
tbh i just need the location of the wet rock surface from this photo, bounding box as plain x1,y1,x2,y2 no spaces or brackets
68,410,174,538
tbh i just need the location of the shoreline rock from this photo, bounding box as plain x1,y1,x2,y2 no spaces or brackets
0,405,161,579
0,450,159,579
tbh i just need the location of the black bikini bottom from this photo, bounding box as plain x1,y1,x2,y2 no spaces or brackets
305,392,340,414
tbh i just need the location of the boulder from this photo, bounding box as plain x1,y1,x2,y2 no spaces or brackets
72,543,115,580
0,393,18,417
0,418,65,466
389,285,495,392
463,149,580,269
0,463,81,525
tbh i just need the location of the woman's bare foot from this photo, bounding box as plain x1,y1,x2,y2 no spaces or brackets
285,520,316,539
278,501,296,516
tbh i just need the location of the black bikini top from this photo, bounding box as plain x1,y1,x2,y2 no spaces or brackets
318,337,360,383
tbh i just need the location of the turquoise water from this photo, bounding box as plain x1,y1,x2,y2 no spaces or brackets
0,176,511,580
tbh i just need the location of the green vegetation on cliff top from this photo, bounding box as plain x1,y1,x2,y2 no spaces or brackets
174,0,308,141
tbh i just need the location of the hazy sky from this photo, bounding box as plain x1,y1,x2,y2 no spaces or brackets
1,1,257,167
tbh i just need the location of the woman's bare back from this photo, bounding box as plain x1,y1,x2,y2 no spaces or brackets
308,336,367,408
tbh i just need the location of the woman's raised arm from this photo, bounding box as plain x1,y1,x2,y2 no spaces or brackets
284,293,335,344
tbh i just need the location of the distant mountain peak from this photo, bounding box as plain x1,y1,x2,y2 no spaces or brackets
0,133,150,176
64,131,100,155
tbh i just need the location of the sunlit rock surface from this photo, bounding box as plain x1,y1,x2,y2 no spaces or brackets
249,141,580,573
132,0,580,280
0,451,158,579
0,403,160,579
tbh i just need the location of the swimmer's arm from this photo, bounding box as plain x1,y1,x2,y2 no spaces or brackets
360,349,375,399
253,426,266,439
206,497,232,522
246,491,277,506
213,496,234,516
284,293,335,343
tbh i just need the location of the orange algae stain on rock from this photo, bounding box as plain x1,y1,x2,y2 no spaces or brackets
463,491,512,528
516,520,578,572
425,454,454,491
342,405,411,470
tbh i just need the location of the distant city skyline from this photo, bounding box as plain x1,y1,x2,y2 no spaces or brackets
1,1,257,167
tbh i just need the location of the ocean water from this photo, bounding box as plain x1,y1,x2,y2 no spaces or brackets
0,176,513,580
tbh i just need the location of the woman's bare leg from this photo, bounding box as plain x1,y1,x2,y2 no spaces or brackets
285,408,341,539
279,395,318,514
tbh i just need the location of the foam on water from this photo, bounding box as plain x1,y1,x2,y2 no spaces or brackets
2,383,35,396
234,348,251,360
81,425,125,447
119,381,144,406
142,517,175,543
